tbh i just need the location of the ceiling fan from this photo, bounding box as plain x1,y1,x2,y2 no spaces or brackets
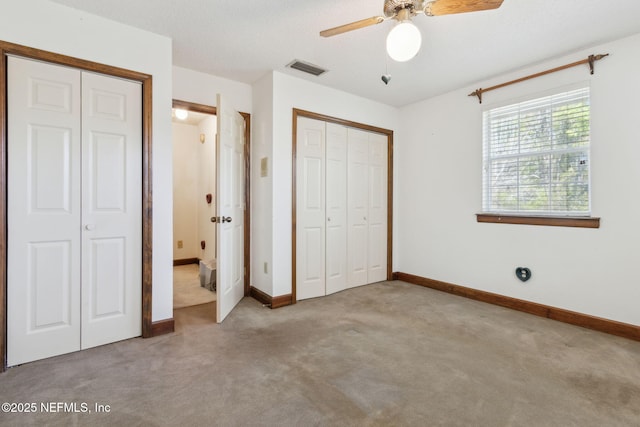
320,0,504,62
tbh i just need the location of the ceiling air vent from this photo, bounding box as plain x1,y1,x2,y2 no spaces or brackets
287,59,328,77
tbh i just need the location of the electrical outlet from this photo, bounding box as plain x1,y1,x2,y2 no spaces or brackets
177,240,183,249
263,262,268,274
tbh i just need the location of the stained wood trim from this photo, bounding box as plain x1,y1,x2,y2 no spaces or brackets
386,133,394,281
141,74,153,339
395,272,640,342
150,318,175,336
291,112,298,303
291,109,394,303
0,41,154,371
170,100,251,297
240,112,251,296
272,294,293,309
173,258,200,266
172,99,217,115
0,40,152,82
0,46,7,371
250,286,272,306
476,214,600,228
249,286,293,309
293,109,394,137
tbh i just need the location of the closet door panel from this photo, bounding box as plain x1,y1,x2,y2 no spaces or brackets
7,57,82,366
367,133,388,283
81,72,142,349
325,123,347,295
347,129,369,288
296,118,326,300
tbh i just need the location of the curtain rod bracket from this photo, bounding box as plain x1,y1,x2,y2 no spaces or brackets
588,53,609,74
469,89,483,104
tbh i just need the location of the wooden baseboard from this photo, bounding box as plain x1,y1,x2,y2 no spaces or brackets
150,318,175,336
250,286,271,305
272,294,293,309
250,286,293,309
173,258,199,266
394,272,640,342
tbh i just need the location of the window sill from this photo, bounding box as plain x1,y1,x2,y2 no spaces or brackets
476,214,600,228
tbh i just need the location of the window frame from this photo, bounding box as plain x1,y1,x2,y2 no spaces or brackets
478,84,599,228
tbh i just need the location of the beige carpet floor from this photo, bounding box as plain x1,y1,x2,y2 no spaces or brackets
1,281,639,426
173,264,216,309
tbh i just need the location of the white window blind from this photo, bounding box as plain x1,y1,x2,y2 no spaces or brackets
482,87,591,216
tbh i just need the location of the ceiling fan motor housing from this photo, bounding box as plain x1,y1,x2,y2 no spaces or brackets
384,0,427,18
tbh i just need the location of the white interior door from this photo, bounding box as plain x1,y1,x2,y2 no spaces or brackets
347,128,388,288
7,56,82,366
325,123,348,295
296,117,326,300
215,94,245,323
347,128,370,288
80,72,142,348
367,133,388,283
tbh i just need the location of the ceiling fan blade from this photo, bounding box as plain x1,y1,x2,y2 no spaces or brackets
320,16,385,37
427,0,504,16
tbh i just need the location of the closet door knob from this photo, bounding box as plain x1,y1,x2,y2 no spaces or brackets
327,217,331,222
84,224,95,231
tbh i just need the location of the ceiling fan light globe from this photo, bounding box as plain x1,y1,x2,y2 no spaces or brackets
386,21,422,62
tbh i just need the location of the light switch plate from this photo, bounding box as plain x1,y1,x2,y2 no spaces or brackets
260,157,268,177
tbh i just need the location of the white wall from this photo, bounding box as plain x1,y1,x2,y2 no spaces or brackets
173,66,252,114
172,116,217,263
265,71,400,297
396,33,640,326
250,73,275,295
0,0,174,321
197,116,218,263
172,122,200,260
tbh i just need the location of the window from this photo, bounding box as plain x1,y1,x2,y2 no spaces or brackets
482,87,591,217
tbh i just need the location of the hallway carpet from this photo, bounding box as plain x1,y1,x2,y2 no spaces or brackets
173,264,216,309
1,281,639,426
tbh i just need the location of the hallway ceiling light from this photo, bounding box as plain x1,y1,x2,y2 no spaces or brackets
175,109,188,120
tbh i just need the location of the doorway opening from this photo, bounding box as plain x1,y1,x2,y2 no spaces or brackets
171,99,251,326
172,106,218,310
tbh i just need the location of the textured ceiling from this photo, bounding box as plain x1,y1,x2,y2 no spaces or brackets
51,0,640,107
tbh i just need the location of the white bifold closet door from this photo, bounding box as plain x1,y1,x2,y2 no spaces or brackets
325,123,348,295
7,56,142,366
296,117,386,301
347,128,388,288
